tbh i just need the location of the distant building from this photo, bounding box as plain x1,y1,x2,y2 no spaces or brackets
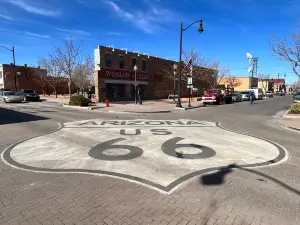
93,46,216,102
218,76,258,92
259,78,285,93
0,64,77,94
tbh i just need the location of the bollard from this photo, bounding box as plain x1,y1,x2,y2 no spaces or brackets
105,99,110,107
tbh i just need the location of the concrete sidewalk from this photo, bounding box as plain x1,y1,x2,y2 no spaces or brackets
279,112,300,131
94,101,204,113
279,118,300,131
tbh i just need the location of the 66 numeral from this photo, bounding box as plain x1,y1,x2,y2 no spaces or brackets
88,137,216,161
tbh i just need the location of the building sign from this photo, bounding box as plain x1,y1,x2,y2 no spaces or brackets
98,68,162,82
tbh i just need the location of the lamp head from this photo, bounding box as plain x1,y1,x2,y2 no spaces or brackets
173,64,178,70
134,65,137,71
198,18,204,33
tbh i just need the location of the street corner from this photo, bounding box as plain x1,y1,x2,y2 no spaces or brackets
1,119,287,194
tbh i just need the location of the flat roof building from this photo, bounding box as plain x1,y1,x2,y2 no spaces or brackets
94,45,216,102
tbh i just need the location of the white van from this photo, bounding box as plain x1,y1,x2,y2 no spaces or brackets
246,88,263,100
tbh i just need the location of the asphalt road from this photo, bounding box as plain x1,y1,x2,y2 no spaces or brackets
0,96,299,225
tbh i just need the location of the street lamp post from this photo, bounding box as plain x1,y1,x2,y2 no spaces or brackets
0,45,17,91
176,19,204,108
173,64,178,101
134,65,138,104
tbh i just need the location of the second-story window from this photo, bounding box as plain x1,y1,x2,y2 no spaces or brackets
142,59,147,72
119,55,125,69
105,53,111,67
132,57,137,70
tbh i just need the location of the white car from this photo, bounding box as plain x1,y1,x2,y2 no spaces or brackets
0,91,23,103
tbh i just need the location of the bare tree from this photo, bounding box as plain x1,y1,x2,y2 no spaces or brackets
257,73,270,96
270,27,300,78
225,76,241,88
73,54,94,91
38,57,63,98
292,80,300,91
182,49,219,80
209,64,230,88
50,34,83,98
32,67,48,96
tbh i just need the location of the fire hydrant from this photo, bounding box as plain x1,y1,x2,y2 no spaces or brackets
105,99,110,107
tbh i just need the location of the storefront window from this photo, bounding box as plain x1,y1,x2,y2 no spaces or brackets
119,55,125,69
142,59,147,72
105,53,111,67
132,58,137,70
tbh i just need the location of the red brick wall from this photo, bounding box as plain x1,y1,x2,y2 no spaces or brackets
3,65,77,94
94,46,216,102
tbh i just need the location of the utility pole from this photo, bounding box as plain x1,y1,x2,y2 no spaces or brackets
251,57,258,88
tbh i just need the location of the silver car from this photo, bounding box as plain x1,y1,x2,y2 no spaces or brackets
241,91,251,101
232,93,243,102
0,91,23,103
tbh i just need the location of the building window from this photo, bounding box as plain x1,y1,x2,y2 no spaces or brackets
142,59,147,72
105,53,111,67
132,57,137,70
0,71,2,79
119,55,125,69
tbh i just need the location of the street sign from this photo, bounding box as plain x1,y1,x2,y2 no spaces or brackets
187,77,193,85
187,85,193,89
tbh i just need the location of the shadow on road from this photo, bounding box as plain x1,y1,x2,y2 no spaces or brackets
200,164,300,196
0,107,48,125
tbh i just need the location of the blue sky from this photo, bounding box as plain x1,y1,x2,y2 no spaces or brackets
0,0,299,83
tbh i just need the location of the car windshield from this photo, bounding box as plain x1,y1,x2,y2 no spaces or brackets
3,92,16,96
207,90,219,94
296,92,300,95
241,92,250,94
23,90,35,93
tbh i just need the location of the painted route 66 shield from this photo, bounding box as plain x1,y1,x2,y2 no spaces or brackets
1,119,287,194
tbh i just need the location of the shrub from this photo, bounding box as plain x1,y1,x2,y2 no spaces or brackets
288,103,300,114
69,95,89,106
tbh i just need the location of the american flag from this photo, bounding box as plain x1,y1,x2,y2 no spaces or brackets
184,58,193,75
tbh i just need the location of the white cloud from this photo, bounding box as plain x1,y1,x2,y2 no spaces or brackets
105,0,179,33
5,0,61,17
107,32,123,35
55,28,90,36
0,14,13,20
25,32,51,39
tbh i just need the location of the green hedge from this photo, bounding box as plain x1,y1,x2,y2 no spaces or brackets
288,103,300,114
69,95,89,106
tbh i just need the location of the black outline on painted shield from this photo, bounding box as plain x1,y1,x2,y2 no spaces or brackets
1,122,287,193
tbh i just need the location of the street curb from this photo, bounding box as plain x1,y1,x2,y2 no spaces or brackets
277,120,300,132
62,104,103,111
106,105,205,114
173,105,205,111
108,110,171,114
281,109,300,119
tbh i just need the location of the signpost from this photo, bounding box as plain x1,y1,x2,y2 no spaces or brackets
187,77,193,107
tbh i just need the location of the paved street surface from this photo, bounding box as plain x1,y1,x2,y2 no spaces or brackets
0,96,300,225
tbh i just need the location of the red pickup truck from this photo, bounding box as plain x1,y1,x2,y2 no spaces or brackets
202,89,224,105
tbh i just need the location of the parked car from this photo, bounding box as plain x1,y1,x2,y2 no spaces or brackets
241,91,253,101
293,92,300,103
266,91,274,98
202,89,224,105
17,89,40,101
0,91,23,103
232,93,243,102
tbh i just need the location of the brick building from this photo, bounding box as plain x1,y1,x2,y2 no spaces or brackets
0,64,76,94
94,45,216,102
